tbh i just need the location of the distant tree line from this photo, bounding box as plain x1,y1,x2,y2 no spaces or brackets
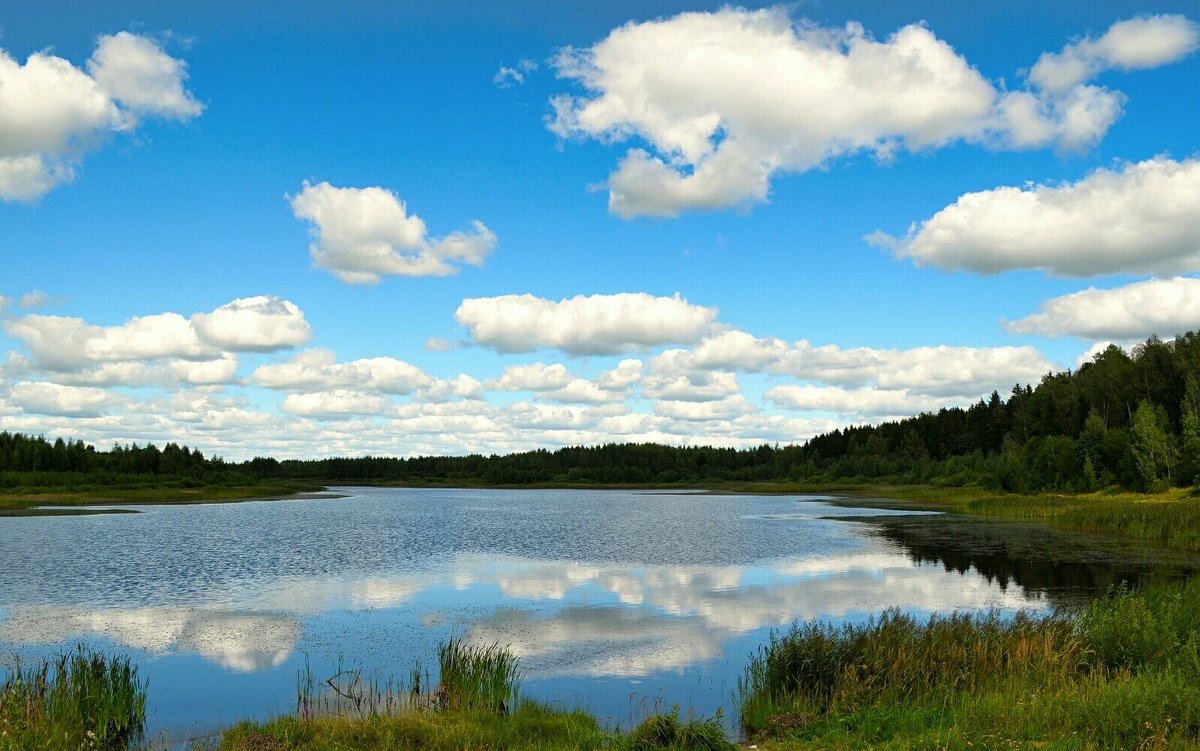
3,332,1198,493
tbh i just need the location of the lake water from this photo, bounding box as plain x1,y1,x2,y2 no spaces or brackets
0,488,1194,744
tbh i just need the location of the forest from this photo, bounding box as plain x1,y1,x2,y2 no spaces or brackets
2,332,1197,493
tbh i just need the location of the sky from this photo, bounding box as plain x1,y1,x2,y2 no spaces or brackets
1,1,1198,460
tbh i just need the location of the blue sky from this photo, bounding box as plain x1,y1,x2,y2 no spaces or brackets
1,1,1197,459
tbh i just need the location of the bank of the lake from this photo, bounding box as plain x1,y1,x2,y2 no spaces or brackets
0,481,327,514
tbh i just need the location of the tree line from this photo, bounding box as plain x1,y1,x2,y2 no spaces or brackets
3,332,1197,493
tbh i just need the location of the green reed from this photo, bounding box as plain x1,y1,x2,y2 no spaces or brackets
0,647,147,751
435,638,521,714
739,577,1200,749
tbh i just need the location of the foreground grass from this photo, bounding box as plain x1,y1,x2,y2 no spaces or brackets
0,648,147,751
211,639,732,751
741,578,1200,750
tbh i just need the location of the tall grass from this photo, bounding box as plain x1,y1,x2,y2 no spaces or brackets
739,577,1200,749
436,638,520,714
266,640,732,750
0,647,147,750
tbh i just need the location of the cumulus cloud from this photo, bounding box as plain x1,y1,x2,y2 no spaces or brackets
1029,15,1198,93
549,9,1194,217
766,384,962,418
4,296,309,372
1005,276,1200,340
86,32,204,120
5,312,212,370
0,32,201,201
596,359,643,391
191,296,312,351
280,390,392,419
487,362,574,392
653,396,756,422
642,370,741,402
455,293,717,354
647,331,1055,399
289,181,497,284
778,341,1055,396
878,156,1200,276
254,349,433,394
8,381,122,417
46,355,240,388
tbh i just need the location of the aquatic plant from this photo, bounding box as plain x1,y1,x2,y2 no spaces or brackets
739,578,1200,749
0,647,147,751
435,637,521,714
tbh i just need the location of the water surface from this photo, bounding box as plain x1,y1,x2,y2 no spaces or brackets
0,488,1191,743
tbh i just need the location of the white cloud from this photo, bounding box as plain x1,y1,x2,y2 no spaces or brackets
1005,276,1200,340
879,157,1200,276
540,379,626,404
18,289,50,309
766,384,962,418
8,381,122,417
0,32,200,201
254,349,432,394
420,374,484,402
86,32,204,120
1029,15,1199,93
550,10,1193,217
642,370,741,402
487,362,573,392
494,59,537,88
289,181,497,284
455,293,717,354
646,331,1055,398
778,341,1055,396
47,356,240,388
653,396,756,422
5,312,212,370
191,296,312,351
596,359,643,391
280,390,392,419
424,337,453,352
5,296,309,372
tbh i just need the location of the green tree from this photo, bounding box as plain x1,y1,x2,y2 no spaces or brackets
1130,401,1178,490
1179,374,1200,485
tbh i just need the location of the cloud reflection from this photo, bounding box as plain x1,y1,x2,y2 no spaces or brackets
0,549,1044,677
0,606,302,672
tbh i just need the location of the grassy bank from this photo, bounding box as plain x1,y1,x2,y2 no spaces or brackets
845,484,1200,552
0,481,328,513
741,577,1200,750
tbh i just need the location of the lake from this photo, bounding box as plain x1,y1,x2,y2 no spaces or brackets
0,488,1194,745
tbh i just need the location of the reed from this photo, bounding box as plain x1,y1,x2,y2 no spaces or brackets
0,647,147,751
739,578,1200,749
435,638,521,714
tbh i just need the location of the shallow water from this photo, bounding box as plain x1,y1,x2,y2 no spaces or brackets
0,488,1191,743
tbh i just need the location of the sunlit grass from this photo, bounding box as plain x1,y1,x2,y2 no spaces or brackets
739,578,1200,750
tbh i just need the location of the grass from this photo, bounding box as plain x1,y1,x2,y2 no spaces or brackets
857,485,1200,552
0,481,327,513
0,647,148,751
211,639,733,751
739,577,1200,750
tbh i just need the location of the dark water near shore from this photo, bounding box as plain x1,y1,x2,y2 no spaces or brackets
0,488,1194,744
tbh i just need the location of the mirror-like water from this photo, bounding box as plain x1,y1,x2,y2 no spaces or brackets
0,488,1193,743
